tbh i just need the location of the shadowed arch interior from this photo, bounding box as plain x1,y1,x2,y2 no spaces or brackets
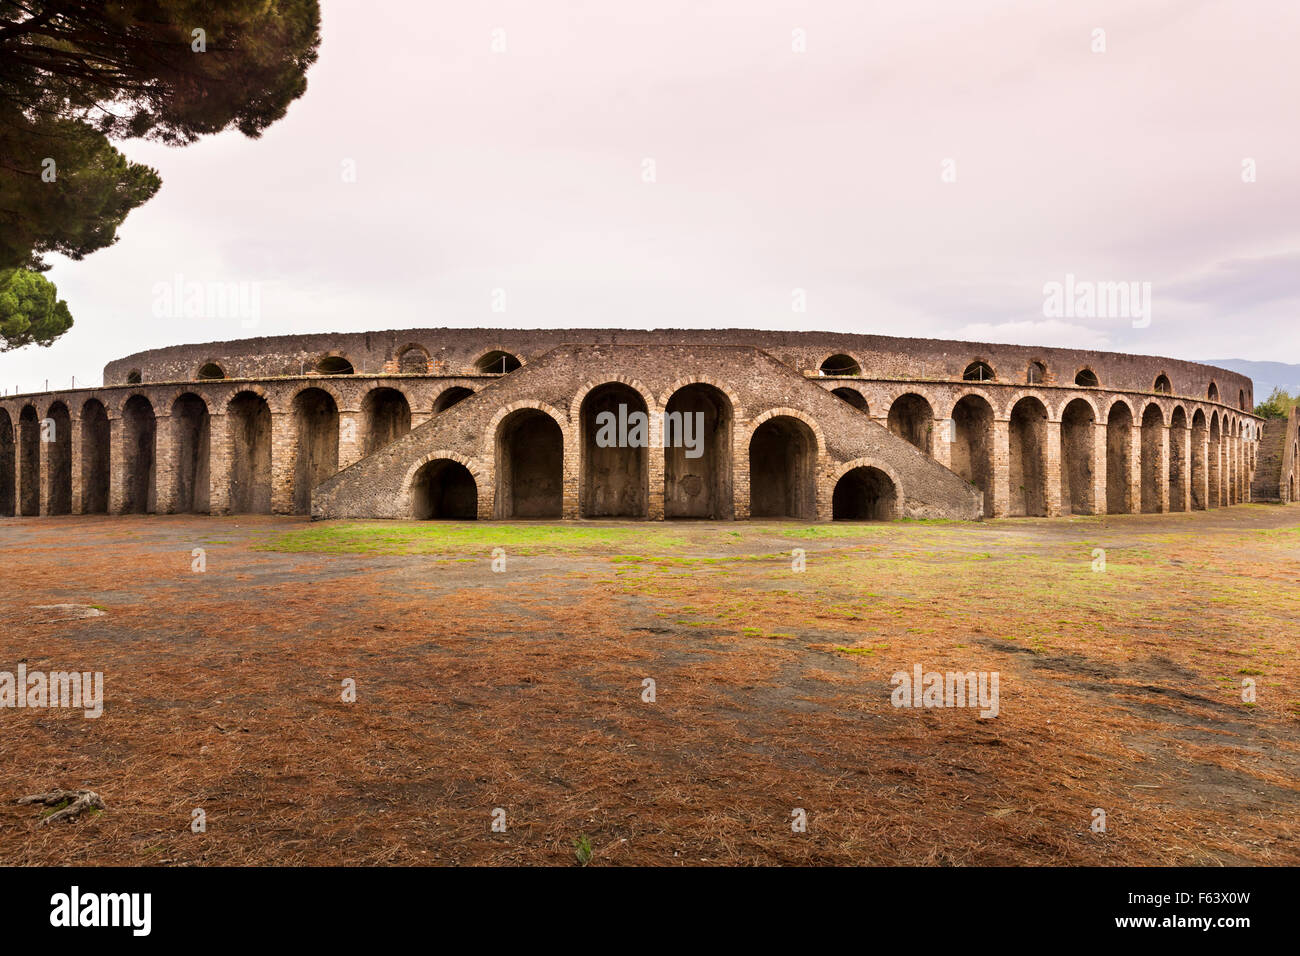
664,383,733,519
433,386,473,413
46,402,72,515
1168,407,1188,512
832,466,896,520
228,392,271,514
412,459,477,519
293,388,338,515
18,406,39,516
172,394,210,514
887,393,933,454
1106,403,1134,514
1008,397,1048,516
121,395,156,514
495,408,563,518
831,387,868,413
1059,398,1095,516
951,395,994,517
197,362,224,380
580,383,648,518
0,409,13,517
477,350,521,374
820,354,861,376
1140,404,1165,513
362,387,411,455
398,346,429,373
748,416,817,519
317,356,354,375
80,399,109,514
1208,414,1222,506
1190,409,1207,510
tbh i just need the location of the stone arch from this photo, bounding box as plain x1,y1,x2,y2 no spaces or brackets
1027,360,1048,384
1190,408,1207,510
1106,400,1135,514
662,382,734,519
657,377,745,422
1154,373,1171,394
1140,403,1166,513
579,381,649,519
886,392,934,455
197,361,225,380
748,414,818,519
818,353,862,377
227,391,272,514
1075,367,1100,388
433,385,475,414
830,386,869,413
0,408,13,517
80,399,110,514
396,343,430,373
494,407,563,518
125,369,142,385
315,354,354,375
1168,405,1189,512
475,349,522,374
361,386,411,454
409,454,479,520
570,377,657,425
1239,388,1248,411
1207,381,1219,402
831,461,900,520
45,401,72,515
292,387,339,515
1008,396,1049,516
17,405,39,516
172,392,211,514
962,359,996,382
951,393,995,518
121,394,156,514
1208,411,1222,507
1059,397,1096,516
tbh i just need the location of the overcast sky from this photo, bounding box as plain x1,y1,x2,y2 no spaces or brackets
5,0,1298,394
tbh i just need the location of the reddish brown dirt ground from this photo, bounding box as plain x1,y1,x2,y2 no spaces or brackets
1,507,1298,866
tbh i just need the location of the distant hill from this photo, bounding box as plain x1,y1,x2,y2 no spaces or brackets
1203,360,1300,403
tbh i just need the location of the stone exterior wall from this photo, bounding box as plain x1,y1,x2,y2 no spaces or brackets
0,327,1277,522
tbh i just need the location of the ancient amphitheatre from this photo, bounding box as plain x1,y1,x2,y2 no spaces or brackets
0,328,1293,522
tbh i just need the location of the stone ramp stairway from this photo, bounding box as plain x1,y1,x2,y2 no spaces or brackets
1251,419,1287,502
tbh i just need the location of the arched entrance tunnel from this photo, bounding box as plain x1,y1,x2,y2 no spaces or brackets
46,402,72,515
172,394,211,514
121,395,156,514
293,388,339,515
1107,402,1134,514
1008,397,1048,517
580,383,648,518
80,400,110,514
887,393,933,455
413,459,477,519
664,383,733,519
748,416,817,519
832,466,897,520
495,408,563,518
1059,398,1096,515
1169,407,1188,512
1140,404,1165,513
18,405,39,516
0,410,13,517
363,387,411,455
228,392,271,514
951,395,994,517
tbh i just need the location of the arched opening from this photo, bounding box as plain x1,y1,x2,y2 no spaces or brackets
80,400,109,514
172,394,211,514
663,383,733,519
1190,409,1207,510
1027,361,1047,384
831,387,869,414
962,361,994,382
1168,407,1188,512
362,387,411,455
126,369,142,385
1008,397,1048,516
951,394,994,518
579,383,648,518
1239,389,1247,411
495,408,563,518
197,362,225,380
433,387,474,414
0,410,13,517
398,346,429,373
476,350,521,374
819,354,861,377
316,355,354,375
18,406,39,516
412,459,477,520
1154,374,1171,394
748,416,817,519
832,466,896,520
1075,368,1099,388
1207,381,1219,402
227,392,272,514
1208,414,1222,507
1140,404,1165,513
1106,402,1134,514
121,395,156,514
887,393,934,455
1060,398,1095,516
292,388,339,515
46,402,72,515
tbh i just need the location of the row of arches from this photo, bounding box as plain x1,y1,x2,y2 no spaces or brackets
136,350,529,386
